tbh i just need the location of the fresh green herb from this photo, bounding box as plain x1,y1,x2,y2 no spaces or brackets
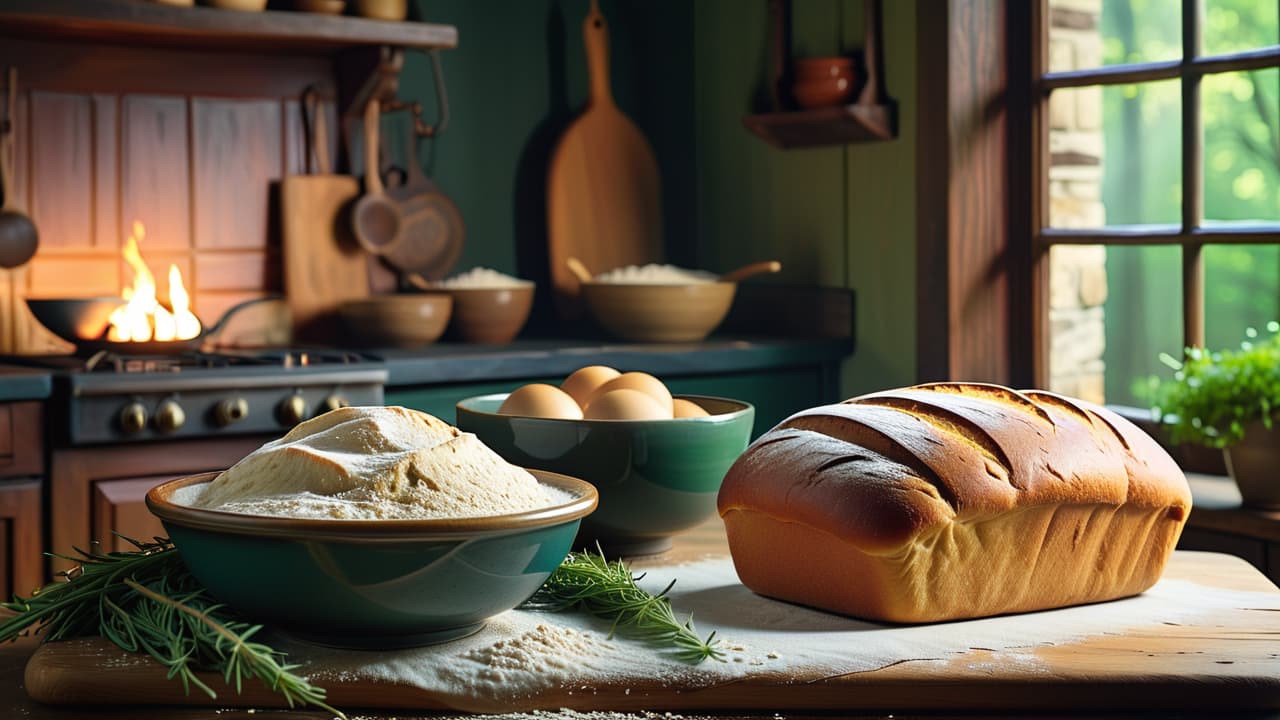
0,537,344,720
1145,322,1280,448
520,548,722,663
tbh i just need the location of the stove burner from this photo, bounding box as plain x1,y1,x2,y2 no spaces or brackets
77,349,375,374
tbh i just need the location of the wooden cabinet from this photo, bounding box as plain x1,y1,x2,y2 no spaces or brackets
49,437,265,575
0,402,44,599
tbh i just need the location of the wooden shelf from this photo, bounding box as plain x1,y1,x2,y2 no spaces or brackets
746,0,896,150
743,102,896,149
0,0,458,54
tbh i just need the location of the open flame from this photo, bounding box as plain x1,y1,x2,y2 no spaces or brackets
107,222,202,342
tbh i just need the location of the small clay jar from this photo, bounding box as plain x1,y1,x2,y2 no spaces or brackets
791,56,857,109
351,0,407,20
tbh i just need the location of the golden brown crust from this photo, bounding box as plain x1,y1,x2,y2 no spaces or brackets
717,382,1192,622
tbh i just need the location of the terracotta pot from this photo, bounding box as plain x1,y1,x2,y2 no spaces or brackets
791,56,857,109
1223,421,1280,509
352,0,407,20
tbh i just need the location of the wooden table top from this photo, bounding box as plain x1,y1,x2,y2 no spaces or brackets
3,516,1279,720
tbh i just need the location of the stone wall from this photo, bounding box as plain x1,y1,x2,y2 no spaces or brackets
1046,0,1108,404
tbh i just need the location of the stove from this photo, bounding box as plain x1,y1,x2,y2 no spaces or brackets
10,349,387,446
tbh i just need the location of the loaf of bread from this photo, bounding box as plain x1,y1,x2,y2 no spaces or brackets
195,405,556,520
717,383,1192,623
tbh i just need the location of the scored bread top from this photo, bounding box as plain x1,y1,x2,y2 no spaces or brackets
717,382,1191,554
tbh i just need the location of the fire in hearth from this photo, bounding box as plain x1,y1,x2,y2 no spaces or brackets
106,221,202,342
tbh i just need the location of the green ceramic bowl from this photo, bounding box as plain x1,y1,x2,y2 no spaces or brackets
145,470,597,649
456,394,754,556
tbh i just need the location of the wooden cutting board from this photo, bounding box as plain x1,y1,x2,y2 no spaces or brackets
547,0,663,320
282,94,371,344
21,522,1280,716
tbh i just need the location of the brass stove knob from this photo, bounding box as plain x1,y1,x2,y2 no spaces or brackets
119,402,148,434
214,397,249,427
154,399,186,434
322,394,349,413
277,394,309,427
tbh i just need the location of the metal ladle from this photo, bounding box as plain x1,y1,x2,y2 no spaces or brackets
0,68,37,269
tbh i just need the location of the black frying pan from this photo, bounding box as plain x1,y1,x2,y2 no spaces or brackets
26,295,280,356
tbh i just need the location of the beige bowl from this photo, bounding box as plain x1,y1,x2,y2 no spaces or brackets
338,294,452,348
437,285,535,344
580,282,736,343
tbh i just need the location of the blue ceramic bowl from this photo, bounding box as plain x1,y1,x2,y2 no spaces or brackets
456,394,754,556
146,469,597,649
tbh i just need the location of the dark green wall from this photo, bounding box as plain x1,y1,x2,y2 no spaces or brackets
400,0,917,399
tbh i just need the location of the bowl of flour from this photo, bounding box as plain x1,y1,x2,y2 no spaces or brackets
146,406,597,649
579,264,736,343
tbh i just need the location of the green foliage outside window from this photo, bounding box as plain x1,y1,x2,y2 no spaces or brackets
1099,0,1280,408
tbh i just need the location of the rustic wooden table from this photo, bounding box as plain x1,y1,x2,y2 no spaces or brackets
3,517,1279,720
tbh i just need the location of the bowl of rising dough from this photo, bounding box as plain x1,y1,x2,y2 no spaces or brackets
145,406,597,649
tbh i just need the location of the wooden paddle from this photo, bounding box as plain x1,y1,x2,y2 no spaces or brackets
547,0,662,320
281,88,369,343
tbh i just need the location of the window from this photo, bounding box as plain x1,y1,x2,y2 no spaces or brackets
1036,1,1280,408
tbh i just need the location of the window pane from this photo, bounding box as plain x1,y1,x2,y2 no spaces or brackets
1204,245,1280,351
1103,245,1182,408
1048,80,1181,228
1048,244,1109,404
1202,68,1280,224
1048,0,1180,72
1203,0,1279,57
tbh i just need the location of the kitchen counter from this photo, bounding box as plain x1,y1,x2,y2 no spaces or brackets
376,336,852,387
0,365,52,401
4,516,1279,719
380,335,852,435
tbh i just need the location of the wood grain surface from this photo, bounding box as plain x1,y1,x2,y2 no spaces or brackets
546,0,663,320
20,518,1280,717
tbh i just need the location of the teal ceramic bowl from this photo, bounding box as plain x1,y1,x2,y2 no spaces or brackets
456,394,754,556
145,470,597,649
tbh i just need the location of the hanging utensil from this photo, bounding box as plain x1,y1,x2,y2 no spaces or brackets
378,50,464,279
547,0,663,319
0,67,38,269
351,98,403,259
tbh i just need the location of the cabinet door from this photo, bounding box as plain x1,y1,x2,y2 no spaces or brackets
92,475,176,553
0,480,43,598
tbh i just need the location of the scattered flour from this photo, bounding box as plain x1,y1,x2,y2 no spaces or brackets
188,406,563,520
438,267,534,289
284,555,1280,712
592,264,716,285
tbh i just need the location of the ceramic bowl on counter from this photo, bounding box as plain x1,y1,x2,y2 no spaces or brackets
456,393,754,556
337,293,452,348
580,281,737,343
146,469,597,649
439,284,535,344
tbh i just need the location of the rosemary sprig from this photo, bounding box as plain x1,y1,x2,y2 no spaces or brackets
0,537,344,720
520,548,723,663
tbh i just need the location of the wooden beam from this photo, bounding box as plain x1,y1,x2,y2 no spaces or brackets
916,0,1013,385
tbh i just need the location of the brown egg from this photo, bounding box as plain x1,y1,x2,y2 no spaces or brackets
586,372,674,416
498,383,584,419
560,365,621,409
584,388,670,420
672,398,711,418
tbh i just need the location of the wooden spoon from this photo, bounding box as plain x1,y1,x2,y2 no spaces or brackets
721,260,782,283
0,67,37,269
351,98,403,258
566,257,593,284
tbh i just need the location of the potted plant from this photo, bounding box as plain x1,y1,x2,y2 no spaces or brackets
1148,323,1280,509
